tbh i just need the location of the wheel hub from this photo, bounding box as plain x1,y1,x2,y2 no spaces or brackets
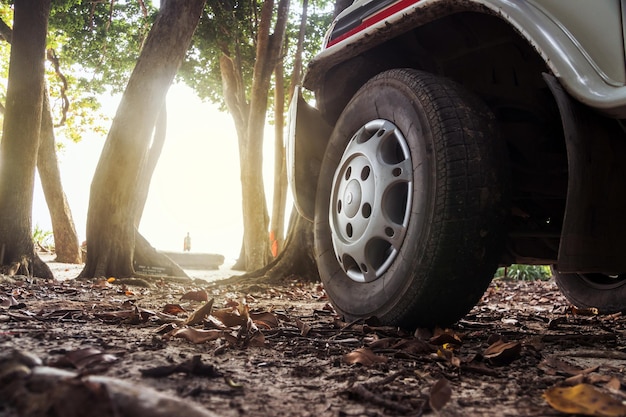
329,119,413,283
343,180,362,218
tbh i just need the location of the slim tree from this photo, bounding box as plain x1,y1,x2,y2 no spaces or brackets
269,0,309,256
193,0,291,271
225,0,351,283
242,0,291,269
37,90,82,263
0,0,53,278
0,29,82,265
223,0,318,283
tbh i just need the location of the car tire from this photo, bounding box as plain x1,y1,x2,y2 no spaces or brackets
314,68,509,328
553,270,626,313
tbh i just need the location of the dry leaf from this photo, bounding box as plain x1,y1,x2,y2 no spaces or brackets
224,299,239,308
368,338,398,349
183,299,214,326
55,347,118,369
429,329,462,346
544,384,626,417
92,279,112,289
154,322,177,334
222,332,239,346
212,308,247,328
248,331,266,347
429,378,452,412
483,340,521,365
295,318,311,336
250,311,279,329
1,295,19,308
605,377,622,391
181,289,209,302
204,315,229,330
166,328,222,344
343,348,387,366
162,304,186,315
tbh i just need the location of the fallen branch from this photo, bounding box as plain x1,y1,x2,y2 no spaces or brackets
0,350,220,417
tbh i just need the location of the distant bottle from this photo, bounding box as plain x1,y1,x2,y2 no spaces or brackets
183,232,191,252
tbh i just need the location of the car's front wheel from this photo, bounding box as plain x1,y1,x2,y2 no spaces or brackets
314,69,509,328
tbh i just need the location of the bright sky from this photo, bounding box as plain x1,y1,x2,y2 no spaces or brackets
32,83,280,261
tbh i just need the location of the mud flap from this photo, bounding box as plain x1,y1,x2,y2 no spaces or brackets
287,87,333,221
544,74,626,274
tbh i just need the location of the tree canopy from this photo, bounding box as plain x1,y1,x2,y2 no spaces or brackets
180,0,332,114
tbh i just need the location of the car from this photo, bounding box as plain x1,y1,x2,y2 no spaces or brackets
287,0,626,328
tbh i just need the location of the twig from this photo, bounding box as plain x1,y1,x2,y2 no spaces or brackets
363,369,410,389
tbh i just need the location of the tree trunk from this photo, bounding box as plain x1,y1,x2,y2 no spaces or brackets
131,103,189,279
289,0,308,97
269,56,287,256
222,210,318,284
268,0,309,258
80,0,205,279
37,90,82,264
0,20,81,266
134,230,188,278
0,0,53,279
134,102,167,226
239,0,291,271
229,0,319,285
218,0,290,271
219,53,249,271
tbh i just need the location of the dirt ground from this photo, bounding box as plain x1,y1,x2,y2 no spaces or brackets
2,258,626,417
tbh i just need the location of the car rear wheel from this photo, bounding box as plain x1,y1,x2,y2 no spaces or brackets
314,69,509,328
553,270,626,313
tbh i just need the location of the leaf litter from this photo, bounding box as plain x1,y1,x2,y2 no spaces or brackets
1,271,626,416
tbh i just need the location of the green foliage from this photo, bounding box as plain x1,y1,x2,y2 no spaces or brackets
0,0,335,141
494,265,553,281
179,0,259,107
179,0,335,112
46,1,158,143
0,1,159,145
32,224,54,251
49,0,157,94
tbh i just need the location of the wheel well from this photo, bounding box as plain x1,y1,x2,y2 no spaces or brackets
317,11,568,264
318,12,553,124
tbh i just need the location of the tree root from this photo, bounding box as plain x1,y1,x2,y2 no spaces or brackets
220,212,319,286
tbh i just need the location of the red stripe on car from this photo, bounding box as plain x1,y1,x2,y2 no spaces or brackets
327,0,423,47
